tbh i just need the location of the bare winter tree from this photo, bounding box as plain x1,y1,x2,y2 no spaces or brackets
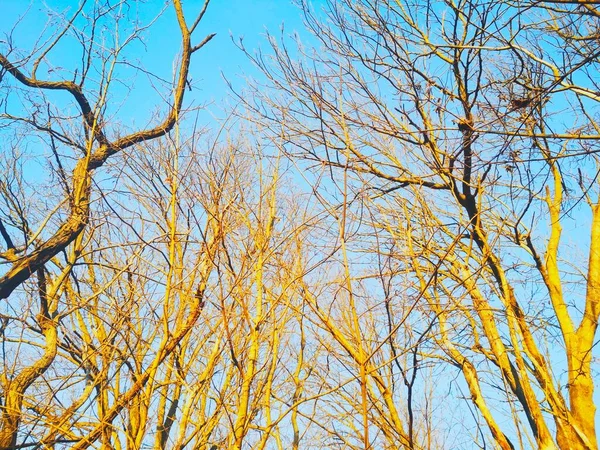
0,1,216,447
4,0,600,449
240,0,600,448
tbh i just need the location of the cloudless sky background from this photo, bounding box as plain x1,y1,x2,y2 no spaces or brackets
1,0,314,130
3,2,590,446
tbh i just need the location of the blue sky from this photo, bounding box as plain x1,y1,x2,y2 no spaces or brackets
3,3,594,446
1,0,312,127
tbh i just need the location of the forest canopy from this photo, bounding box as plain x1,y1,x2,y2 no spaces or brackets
0,1,599,449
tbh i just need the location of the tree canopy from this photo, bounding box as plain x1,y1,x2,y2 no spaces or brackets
1,1,599,449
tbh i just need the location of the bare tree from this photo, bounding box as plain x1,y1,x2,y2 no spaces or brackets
0,1,215,447
240,0,600,448
5,0,600,448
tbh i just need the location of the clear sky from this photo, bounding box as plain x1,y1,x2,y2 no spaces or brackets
1,0,313,128
4,2,597,448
